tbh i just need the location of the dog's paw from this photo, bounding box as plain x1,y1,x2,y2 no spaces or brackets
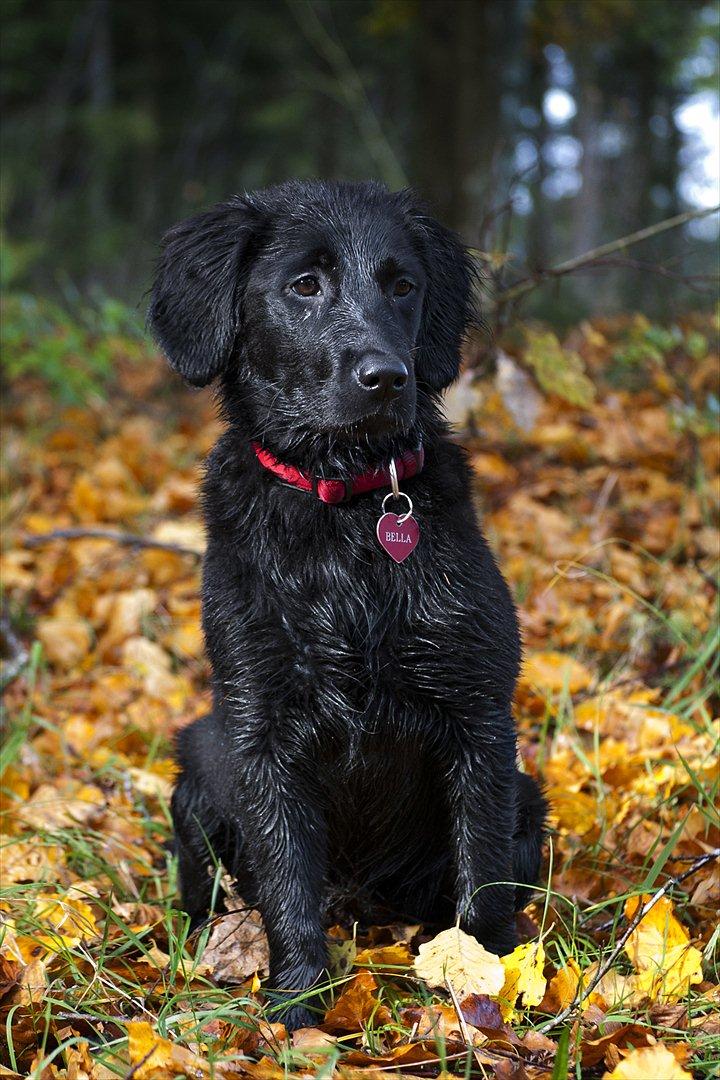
463,916,518,958
480,936,517,958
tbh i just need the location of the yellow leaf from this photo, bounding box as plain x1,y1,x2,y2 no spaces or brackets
19,781,106,832
623,896,703,1001
522,652,593,694
34,893,98,950
127,1020,212,1079
152,519,205,554
97,589,158,656
414,926,505,999
36,617,92,670
547,788,598,837
523,329,596,407
602,1043,693,1079
127,767,174,802
539,958,582,1013
121,637,174,699
499,939,546,1020
355,943,413,967
0,836,65,885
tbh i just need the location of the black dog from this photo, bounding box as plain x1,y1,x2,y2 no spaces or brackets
149,180,546,1029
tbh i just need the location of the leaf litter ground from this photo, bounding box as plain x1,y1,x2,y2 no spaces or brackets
1,314,718,1078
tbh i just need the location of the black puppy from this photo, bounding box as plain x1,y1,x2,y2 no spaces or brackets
149,180,546,1029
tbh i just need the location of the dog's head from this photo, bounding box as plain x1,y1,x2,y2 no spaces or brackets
149,181,475,450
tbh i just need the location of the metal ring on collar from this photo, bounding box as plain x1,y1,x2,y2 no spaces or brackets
381,490,413,524
389,457,401,499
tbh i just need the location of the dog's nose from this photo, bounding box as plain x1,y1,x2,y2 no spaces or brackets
354,355,408,399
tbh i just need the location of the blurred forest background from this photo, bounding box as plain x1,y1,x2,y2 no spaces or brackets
1,0,718,324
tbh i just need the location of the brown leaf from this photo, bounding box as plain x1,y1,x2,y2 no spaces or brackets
580,1022,654,1068
459,993,505,1029
201,907,269,983
324,971,391,1032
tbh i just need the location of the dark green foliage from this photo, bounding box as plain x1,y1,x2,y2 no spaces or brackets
0,0,717,316
1,291,144,402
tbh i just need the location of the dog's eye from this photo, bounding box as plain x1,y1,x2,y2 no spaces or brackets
291,275,321,297
393,279,414,298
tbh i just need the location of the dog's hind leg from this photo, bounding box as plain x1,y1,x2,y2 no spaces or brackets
171,771,229,927
512,771,547,911
172,715,240,928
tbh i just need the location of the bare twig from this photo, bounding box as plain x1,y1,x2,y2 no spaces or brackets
494,205,720,307
123,1045,160,1080
445,976,473,1046
23,528,202,559
576,255,718,295
590,471,619,543
445,976,492,1078
537,848,720,1035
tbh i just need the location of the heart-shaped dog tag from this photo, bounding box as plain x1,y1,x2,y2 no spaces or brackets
376,512,419,562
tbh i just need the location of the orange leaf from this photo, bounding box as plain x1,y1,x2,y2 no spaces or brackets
522,652,593,694
539,958,582,1013
323,970,391,1032
354,943,412,967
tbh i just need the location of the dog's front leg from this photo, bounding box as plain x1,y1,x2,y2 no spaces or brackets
447,728,518,957
235,753,327,1030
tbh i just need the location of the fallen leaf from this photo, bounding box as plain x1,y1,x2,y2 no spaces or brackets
324,971,391,1032
539,958,581,1013
200,906,269,983
126,1021,211,1079
522,651,593,694
414,926,506,999
96,588,158,656
500,939,547,1019
601,1043,693,1078
355,943,412,967
291,1027,338,1052
580,1021,655,1067
328,936,357,977
523,329,596,407
36,617,92,669
623,895,703,1001
459,993,505,1029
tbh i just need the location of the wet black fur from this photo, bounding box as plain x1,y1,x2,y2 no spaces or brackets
149,180,546,1030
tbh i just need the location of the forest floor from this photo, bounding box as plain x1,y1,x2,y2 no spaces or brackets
1,311,718,1079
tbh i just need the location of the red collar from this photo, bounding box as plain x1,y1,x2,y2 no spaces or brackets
251,442,424,504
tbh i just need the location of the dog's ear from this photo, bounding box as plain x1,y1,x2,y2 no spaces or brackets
148,198,262,387
401,195,477,392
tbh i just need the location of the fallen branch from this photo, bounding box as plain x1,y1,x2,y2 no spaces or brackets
536,848,720,1035
23,528,202,559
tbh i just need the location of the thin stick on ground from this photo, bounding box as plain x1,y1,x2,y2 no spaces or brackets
23,528,202,559
123,1045,160,1080
536,848,720,1035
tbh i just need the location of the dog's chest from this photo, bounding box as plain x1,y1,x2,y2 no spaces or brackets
275,553,464,732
